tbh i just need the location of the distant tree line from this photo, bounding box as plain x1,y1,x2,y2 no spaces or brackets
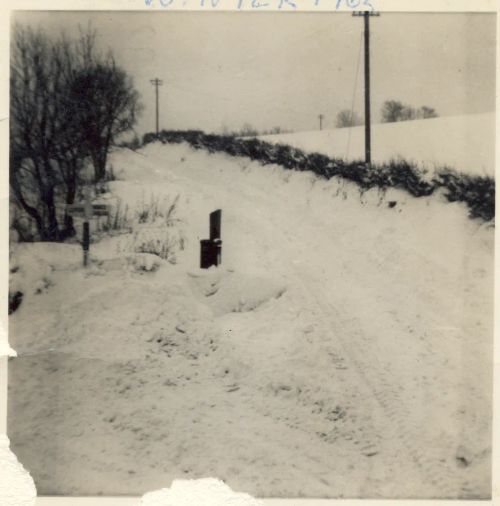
221,123,294,137
335,101,438,129
10,24,141,241
381,100,438,123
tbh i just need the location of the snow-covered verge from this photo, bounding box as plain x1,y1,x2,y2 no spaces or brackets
8,141,494,498
260,112,496,177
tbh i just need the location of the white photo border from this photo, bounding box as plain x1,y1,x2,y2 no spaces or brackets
0,1,498,505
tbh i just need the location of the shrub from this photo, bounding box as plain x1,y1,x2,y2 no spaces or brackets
134,236,178,262
116,226,183,264
143,129,494,222
98,199,132,233
135,193,180,226
435,170,495,221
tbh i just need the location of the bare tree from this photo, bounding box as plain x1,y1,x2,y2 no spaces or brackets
381,100,406,123
336,109,362,128
10,24,141,241
381,100,438,123
400,105,417,121
10,26,71,240
418,106,438,119
68,32,142,181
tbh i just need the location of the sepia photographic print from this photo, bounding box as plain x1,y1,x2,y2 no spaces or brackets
6,6,496,500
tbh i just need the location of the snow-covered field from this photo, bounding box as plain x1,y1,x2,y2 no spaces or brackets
260,113,496,177
8,141,494,498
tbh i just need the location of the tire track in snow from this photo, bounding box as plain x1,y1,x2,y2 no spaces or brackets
256,199,462,496
291,260,465,498
240,216,398,492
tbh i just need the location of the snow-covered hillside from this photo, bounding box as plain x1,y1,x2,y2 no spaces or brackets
8,141,494,498
260,113,495,177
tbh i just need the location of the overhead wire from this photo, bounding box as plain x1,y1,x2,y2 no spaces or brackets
345,29,363,160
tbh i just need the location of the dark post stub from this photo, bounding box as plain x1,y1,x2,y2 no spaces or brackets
210,209,222,241
82,221,90,267
201,209,222,268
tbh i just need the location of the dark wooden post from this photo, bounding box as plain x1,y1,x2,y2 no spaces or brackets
82,222,90,267
210,209,221,240
201,209,222,268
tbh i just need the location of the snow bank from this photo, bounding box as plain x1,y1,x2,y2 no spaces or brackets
188,268,286,317
9,242,82,305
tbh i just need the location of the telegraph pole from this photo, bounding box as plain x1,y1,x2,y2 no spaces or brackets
319,114,324,130
150,78,163,136
353,11,379,168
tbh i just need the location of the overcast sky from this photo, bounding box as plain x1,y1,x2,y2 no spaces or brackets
12,11,497,135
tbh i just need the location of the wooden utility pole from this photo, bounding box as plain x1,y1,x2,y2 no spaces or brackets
150,78,163,136
353,11,379,168
319,114,324,131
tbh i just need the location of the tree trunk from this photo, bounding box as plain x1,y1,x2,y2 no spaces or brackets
61,182,76,239
44,187,61,241
94,149,107,182
91,150,105,182
11,182,46,241
64,182,76,238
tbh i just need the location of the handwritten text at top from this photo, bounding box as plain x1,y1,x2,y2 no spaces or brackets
144,0,375,11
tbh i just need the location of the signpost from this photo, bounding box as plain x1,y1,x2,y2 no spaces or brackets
67,187,109,267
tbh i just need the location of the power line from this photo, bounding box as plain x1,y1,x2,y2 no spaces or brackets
346,30,364,160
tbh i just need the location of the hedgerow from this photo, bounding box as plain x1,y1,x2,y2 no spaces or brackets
142,130,495,222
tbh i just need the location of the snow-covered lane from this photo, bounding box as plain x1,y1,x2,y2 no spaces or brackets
151,142,493,498
8,142,493,498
